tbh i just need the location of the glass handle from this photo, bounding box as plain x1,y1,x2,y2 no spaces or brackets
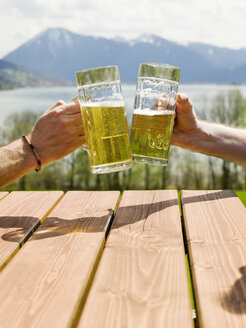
72,97,88,152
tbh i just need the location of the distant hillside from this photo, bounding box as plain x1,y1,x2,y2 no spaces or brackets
3,28,246,83
0,59,71,90
189,43,246,70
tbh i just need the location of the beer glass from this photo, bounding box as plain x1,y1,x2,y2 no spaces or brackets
130,63,180,166
76,66,133,174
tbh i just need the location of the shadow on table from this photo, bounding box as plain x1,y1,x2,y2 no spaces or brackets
221,266,246,314
0,198,178,242
0,214,111,242
0,190,240,243
181,190,238,205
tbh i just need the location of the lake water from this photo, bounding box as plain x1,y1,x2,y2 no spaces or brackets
1,83,246,125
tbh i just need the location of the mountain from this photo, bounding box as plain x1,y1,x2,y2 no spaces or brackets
0,58,71,90
189,42,246,69
3,28,246,83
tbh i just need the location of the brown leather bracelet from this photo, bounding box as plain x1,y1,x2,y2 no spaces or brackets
22,136,42,172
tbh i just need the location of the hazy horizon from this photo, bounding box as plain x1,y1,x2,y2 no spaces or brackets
1,83,246,126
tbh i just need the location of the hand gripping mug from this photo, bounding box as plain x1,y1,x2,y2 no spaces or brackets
130,63,180,166
76,66,133,174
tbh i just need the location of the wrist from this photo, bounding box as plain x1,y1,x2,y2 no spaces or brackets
190,120,211,152
172,119,205,151
20,138,38,172
23,136,42,171
0,138,39,188
188,120,222,157
28,132,50,167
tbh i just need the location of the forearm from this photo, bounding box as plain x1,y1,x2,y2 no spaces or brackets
0,138,37,188
180,121,246,166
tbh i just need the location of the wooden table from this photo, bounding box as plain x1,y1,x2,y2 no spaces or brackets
0,190,246,328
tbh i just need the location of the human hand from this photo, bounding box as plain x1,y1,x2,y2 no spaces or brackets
171,93,200,149
152,95,174,111
28,100,85,166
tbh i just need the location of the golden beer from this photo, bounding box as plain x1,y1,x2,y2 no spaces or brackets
81,102,132,173
130,110,175,165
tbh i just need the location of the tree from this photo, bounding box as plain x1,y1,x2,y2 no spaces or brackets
0,111,38,144
208,157,217,189
210,90,246,189
145,164,150,190
73,149,92,190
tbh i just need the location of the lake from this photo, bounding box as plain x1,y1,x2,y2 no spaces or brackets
1,83,245,190
1,83,246,126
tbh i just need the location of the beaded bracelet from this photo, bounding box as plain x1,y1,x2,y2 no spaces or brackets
22,136,42,172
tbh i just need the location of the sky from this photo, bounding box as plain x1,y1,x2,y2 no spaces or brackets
0,0,245,58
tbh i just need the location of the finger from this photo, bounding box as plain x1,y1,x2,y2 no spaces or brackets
62,102,81,115
72,97,79,104
176,93,193,112
46,100,65,112
75,135,86,147
69,124,85,136
72,129,86,145
154,96,174,110
177,93,189,103
155,96,168,107
53,103,81,117
64,112,83,127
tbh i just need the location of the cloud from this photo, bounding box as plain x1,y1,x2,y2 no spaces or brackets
0,0,246,58
6,0,46,17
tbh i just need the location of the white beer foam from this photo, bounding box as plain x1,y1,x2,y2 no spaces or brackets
134,108,175,116
80,101,125,107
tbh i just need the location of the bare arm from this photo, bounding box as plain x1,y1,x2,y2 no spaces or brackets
0,138,37,187
0,101,85,188
172,93,246,166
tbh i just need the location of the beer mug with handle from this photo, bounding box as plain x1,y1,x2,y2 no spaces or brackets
130,63,180,166
76,66,133,174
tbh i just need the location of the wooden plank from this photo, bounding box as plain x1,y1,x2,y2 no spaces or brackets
0,191,63,271
181,190,246,328
0,192,8,201
0,191,120,328
78,190,193,328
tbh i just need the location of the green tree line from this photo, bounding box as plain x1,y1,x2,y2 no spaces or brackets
1,89,246,192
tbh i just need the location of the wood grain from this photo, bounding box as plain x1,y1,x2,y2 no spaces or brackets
0,191,120,328
181,190,246,328
0,192,8,201
0,191,63,271
79,190,193,328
